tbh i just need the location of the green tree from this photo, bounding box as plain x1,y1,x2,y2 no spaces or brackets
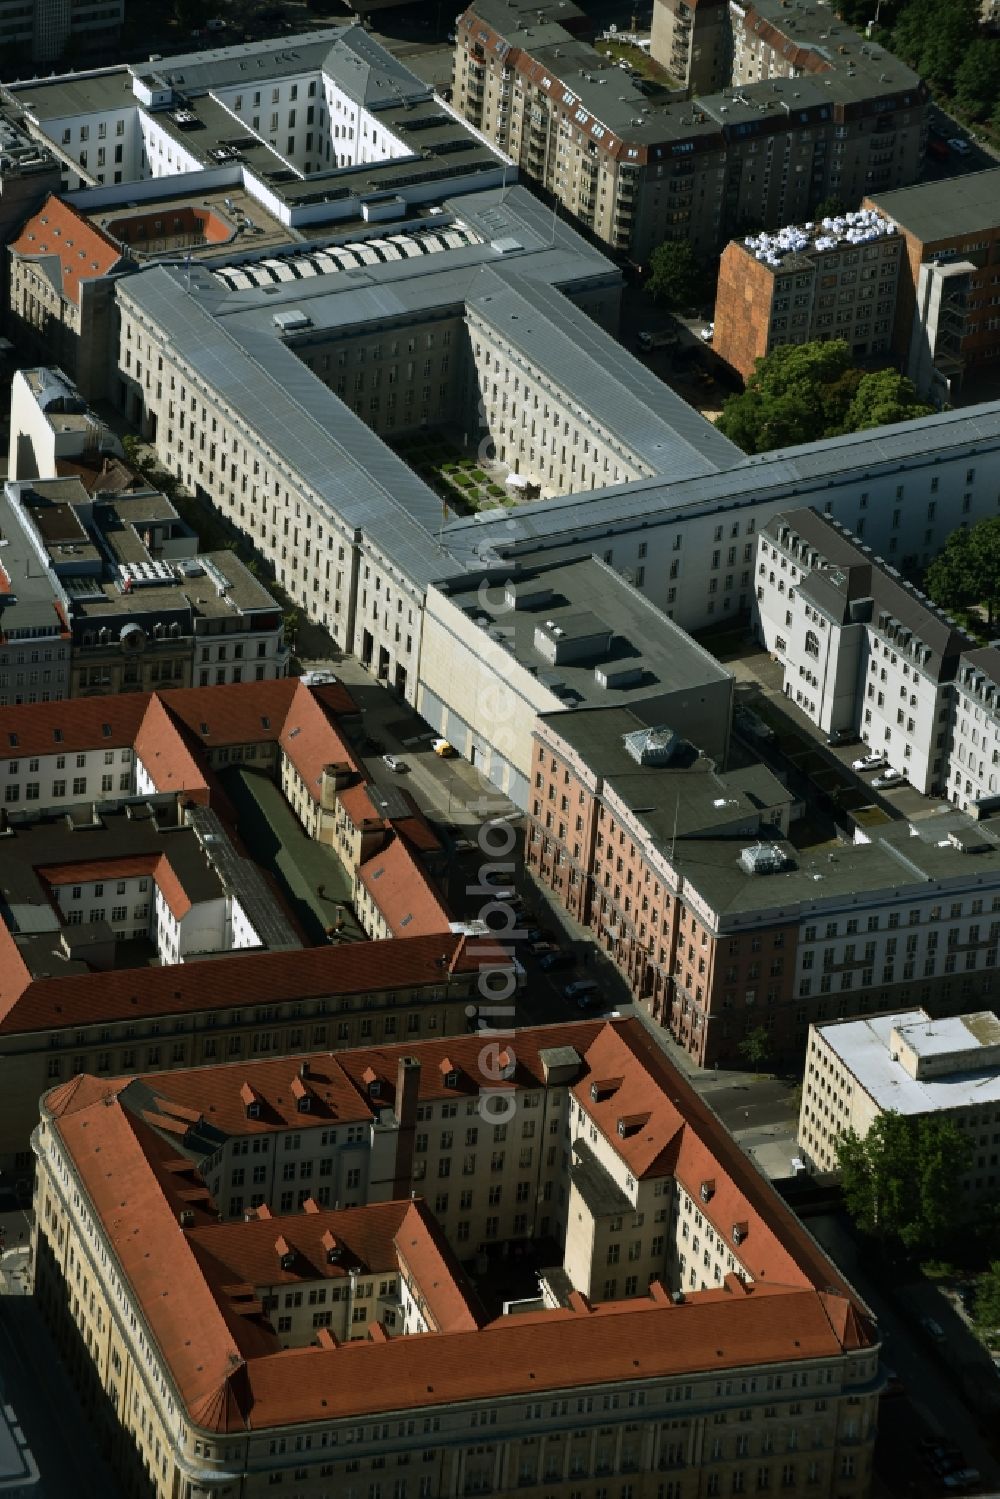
716,340,933,453
842,368,933,432
954,39,1000,122
891,0,978,94
174,0,203,28
737,1025,770,1075
973,1261,1000,1328
646,238,701,308
925,517,1000,628
814,194,846,219
836,1112,970,1255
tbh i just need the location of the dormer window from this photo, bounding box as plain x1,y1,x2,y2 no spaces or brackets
732,1222,748,1245
296,1094,311,1113
700,1180,715,1203
247,1101,261,1120
445,1071,458,1089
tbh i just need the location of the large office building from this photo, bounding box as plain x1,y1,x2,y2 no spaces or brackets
452,0,926,262
33,1016,881,1498
798,1007,1000,1192
528,701,1000,1067
4,34,1000,819
754,507,1000,810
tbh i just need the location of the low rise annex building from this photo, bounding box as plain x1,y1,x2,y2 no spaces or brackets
418,556,734,806
33,1017,881,1498
797,1007,1000,1187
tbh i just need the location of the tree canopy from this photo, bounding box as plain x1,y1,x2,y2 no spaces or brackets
835,1111,970,1256
715,340,932,454
925,517,1000,628
973,1261,1000,1328
646,239,702,309
891,0,981,94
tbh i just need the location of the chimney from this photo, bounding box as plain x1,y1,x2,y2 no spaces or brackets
391,1055,421,1199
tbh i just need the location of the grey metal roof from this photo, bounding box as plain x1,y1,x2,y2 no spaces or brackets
868,168,1000,247
320,25,431,110
470,270,740,477
449,397,1000,562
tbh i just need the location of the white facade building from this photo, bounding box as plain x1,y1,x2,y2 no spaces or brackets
755,508,997,800
798,1007,1000,1195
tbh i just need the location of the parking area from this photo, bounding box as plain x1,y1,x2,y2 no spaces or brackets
700,628,952,829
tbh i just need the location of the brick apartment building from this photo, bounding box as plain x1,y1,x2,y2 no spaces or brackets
713,209,902,380
866,168,1000,401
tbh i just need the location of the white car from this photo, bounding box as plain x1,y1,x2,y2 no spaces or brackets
852,752,887,772
872,770,906,790
382,753,407,773
948,137,971,156
700,322,715,342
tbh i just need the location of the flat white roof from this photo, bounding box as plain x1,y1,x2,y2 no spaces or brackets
817,1009,1000,1114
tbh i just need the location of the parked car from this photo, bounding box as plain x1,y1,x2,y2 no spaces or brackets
872,770,906,790
948,137,971,156
734,706,774,742
575,990,604,1011
943,1470,980,1491
699,322,715,342
636,328,677,352
382,753,407,772
852,752,887,772
539,949,574,973
529,940,558,955
432,738,457,757
920,1315,946,1342
564,978,599,1001
826,728,858,746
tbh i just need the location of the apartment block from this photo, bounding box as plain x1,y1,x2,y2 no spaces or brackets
865,168,1000,401
713,209,902,380
0,0,122,64
754,507,1000,807
454,0,927,262
650,0,730,93
1,478,287,705
798,1008,1000,1193
33,1016,881,1498
528,702,1000,1067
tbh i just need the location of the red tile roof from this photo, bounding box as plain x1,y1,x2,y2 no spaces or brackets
0,695,149,762
133,1021,605,1138
277,681,360,803
43,1018,874,1435
357,836,451,937
133,695,211,801
0,930,490,1036
11,195,123,306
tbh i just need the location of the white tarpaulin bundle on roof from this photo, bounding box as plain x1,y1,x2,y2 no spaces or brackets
743,207,896,266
